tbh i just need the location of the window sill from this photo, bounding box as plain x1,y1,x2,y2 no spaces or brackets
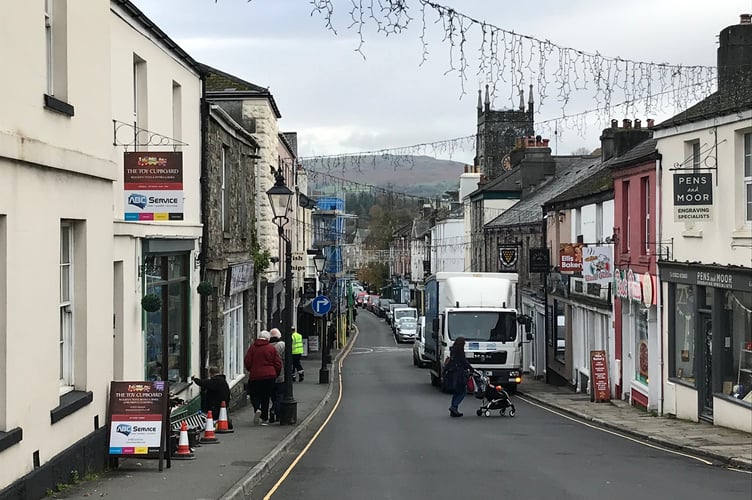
668,377,697,390
681,228,703,238
43,94,75,117
50,390,93,424
731,228,752,240
0,427,22,454
715,393,752,409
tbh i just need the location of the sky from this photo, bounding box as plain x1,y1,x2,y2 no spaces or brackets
134,0,751,164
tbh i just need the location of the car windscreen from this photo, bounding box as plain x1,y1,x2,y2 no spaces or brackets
447,311,517,342
394,309,417,320
398,318,417,328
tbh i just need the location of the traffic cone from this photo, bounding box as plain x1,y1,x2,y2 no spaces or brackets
200,410,220,444
172,421,196,460
216,402,234,434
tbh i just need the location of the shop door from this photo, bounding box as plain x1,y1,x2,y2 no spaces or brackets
699,314,713,420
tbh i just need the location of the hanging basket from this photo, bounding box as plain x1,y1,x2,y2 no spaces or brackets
141,293,162,312
197,281,213,296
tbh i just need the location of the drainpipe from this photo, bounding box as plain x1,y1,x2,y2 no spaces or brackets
543,212,550,384
656,154,664,415
199,73,209,379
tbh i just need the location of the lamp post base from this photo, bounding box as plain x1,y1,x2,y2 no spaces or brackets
319,366,329,384
278,398,297,425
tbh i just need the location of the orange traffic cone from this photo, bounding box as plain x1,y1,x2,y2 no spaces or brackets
216,402,234,434
200,410,219,444
172,421,196,460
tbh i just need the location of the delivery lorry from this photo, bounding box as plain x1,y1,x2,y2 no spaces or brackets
423,272,529,392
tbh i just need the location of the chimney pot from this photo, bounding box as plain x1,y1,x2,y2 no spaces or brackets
647,118,655,128
623,119,632,129
741,13,751,24
542,138,550,147
464,165,468,173
634,119,641,129
611,119,619,128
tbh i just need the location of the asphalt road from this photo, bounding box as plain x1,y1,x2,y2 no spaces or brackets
256,309,752,500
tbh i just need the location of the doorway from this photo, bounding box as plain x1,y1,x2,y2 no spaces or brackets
699,313,713,420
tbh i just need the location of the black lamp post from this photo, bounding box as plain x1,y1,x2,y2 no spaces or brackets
312,249,330,384
267,166,297,425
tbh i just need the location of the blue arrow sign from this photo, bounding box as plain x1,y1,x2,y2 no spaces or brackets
311,295,332,315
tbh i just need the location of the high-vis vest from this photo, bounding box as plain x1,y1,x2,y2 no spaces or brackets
291,331,304,355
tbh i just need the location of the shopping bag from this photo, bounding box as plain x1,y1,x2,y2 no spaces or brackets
466,375,475,393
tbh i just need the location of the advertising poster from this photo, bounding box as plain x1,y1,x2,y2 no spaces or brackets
673,173,713,222
124,152,184,221
559,243,583,273
582,245,613,284
107,381,168,457
589,350,610,403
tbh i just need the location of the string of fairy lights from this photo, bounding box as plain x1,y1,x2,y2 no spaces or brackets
308,0,718,119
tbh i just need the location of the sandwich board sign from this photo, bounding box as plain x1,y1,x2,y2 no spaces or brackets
107,381,170,471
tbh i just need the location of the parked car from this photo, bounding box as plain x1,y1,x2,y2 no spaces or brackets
367,295,380,313
378,299,393,318
413,316,430,367
355,291,368,308
387,302,408,326
391,307,418,333
395,316,418,343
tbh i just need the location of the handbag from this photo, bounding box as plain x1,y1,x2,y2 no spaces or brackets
466,374,475,393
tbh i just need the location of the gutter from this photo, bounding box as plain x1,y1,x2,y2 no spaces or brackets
199,73,209,378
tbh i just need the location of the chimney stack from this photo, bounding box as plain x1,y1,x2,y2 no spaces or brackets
601,118,652,162
647,118,655,128
741,13,751,24
717,14,752,90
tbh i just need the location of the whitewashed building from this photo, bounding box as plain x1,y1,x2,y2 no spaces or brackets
654,15,752,433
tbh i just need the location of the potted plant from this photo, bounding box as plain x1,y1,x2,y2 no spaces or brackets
197,281,213,296
141,293,162,312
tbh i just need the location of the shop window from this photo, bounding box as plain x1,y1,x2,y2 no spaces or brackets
671,284,696,385
144,254,189,383
172,81,182,144
555,301,566,362
224,293,244,379
133,54,148,138
635,307,648,384
723,291,752,402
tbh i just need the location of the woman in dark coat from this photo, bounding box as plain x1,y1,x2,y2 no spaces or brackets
447,336,473,417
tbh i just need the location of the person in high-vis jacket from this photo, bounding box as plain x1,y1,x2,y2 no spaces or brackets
291,329,304,381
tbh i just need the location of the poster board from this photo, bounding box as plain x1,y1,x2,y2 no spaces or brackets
589,351,611,403
106,381,170,471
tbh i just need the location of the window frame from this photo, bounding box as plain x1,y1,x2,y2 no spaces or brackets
59,221,74,393
223,293,244,379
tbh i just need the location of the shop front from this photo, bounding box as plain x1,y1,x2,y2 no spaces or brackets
661,262,752,432
614,268,658,410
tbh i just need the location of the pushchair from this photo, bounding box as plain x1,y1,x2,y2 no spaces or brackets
471,370,516,417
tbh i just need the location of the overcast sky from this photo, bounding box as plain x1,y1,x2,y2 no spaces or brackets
135,0,750,164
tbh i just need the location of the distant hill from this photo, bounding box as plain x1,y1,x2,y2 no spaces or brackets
303,155,467,198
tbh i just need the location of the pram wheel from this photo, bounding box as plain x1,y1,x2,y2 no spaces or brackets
499,408,506,415
484,409,491,417
509,407,516,417
476,409,482,416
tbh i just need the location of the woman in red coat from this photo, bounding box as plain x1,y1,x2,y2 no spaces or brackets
244,330,282,425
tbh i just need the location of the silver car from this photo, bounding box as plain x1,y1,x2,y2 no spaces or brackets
395,317,418,343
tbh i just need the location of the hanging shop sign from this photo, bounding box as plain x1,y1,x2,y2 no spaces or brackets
529,248,550,273
302,278,317,299
590,350,610,403
582,245,613,285
292,252,306,273
614,268,656,305
559,243,584,273
107,381,169,470
498,244,519,272
227,261,254,296
673,173,713,222
124,152,184,221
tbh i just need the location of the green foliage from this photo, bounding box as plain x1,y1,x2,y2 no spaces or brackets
197,281,213,296
141,293,162,312
250,221,271,276
358,261,389,290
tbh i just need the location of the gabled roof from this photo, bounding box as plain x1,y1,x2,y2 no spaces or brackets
485,156,598,227
468,167,522,200
201,63,282,118
653,76,752,129
412,219,431,239
609,138,658,168
544,167,613,211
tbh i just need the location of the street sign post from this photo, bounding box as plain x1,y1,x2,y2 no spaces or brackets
311,295,332,316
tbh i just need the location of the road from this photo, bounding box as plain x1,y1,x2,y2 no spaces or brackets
256,309,752,500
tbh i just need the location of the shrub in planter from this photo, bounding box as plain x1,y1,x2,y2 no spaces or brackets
197,281,213,296
141,293,162,312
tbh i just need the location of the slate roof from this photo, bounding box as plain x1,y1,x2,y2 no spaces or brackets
468,167,522,200
653,76,752,129
609,138,658,168
485,156,600,227
412,219,431,239
544,167,613,210
201,63,282,118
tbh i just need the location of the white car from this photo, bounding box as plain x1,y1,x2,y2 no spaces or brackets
395,317,418,343
412,317,430,367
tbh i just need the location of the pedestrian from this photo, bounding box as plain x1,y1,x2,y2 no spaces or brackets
191,366,231,424
291,328,304,381
446,336,473,418
268,328,285,424
244,330,281,425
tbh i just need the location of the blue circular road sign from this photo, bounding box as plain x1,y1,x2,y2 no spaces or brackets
311,295,332,315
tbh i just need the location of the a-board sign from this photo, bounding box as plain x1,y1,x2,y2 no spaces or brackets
589,351,611,403
107,381,170,470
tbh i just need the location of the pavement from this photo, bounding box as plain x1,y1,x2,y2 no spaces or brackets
57,326,751,499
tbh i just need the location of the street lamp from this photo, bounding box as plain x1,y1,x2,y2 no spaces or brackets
312,248,330,384
267,166,297,425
